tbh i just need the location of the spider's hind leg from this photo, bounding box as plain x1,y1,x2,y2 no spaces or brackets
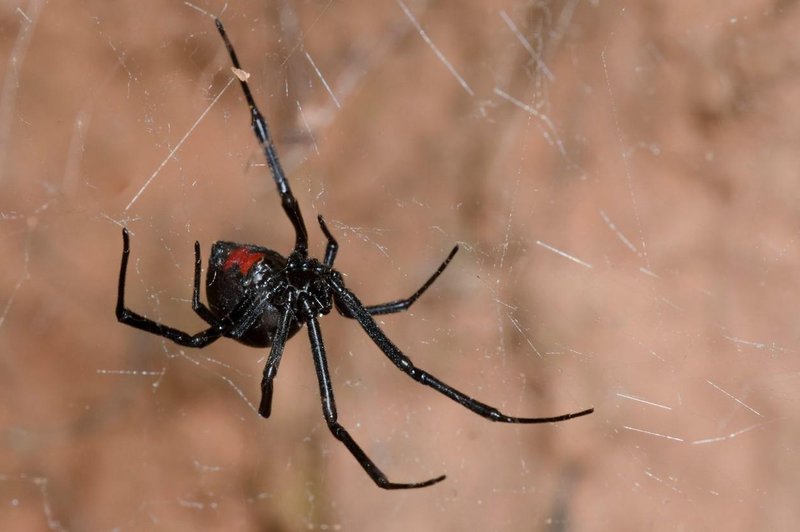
215,17,309,255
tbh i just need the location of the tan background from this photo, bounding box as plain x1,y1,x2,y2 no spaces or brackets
2,0,799,530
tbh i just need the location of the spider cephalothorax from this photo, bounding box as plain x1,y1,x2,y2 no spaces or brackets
116,18,594,490
206,240,336,348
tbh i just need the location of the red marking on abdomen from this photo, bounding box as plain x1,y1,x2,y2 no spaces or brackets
224,247,263,275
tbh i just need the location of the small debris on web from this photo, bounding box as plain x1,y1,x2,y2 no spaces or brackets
231,67,250,82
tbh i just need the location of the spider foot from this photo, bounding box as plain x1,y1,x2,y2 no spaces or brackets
377,473,446,490
502,407,595,424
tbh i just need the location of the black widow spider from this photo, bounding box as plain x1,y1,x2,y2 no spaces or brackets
116,18,594,490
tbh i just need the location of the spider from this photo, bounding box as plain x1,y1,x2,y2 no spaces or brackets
116,18,594,490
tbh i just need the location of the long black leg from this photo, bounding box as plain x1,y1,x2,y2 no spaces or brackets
363,245,458,315
303,299,446,489
215,18,309,255
258,296,295,418
117,228,225,348
330,279,594,423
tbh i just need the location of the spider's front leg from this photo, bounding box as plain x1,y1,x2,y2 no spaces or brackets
301,298,446,489
116,228,226,348
315,215,459,317
359,243,458,316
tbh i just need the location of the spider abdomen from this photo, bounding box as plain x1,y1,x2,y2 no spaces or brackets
206,241,300,347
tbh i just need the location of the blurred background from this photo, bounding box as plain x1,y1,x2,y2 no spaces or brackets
2,0,799,530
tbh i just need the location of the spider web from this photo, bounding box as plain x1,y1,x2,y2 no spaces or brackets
1,0,799,530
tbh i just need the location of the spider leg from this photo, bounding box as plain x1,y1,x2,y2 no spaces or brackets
190,240,222,326
215,18,309,256
317,215,338,267
117,228,225,348
363,245,458,316
316,217,458,317
335,245,459,318
258,299,295,418
303,298,446,490
330,279,594,423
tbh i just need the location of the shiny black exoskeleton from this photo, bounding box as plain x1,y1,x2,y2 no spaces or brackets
116,18,594,490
